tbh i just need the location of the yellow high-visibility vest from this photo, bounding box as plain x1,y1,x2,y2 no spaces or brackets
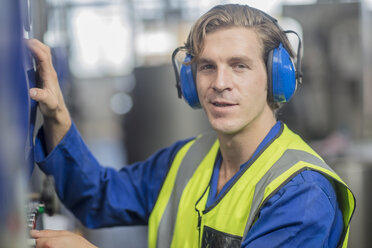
148,124,355,248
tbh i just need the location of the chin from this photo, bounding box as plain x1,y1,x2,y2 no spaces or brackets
209,119,244,135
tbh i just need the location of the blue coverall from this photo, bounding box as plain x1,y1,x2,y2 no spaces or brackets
35,121,343,247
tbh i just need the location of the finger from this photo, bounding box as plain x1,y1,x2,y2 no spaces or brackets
27,238,36,247
34,237,53,248
26,39,58,90
31,229,71,238
25,39,52,60
25,39,54,71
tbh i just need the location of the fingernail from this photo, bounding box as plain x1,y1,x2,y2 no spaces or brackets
30,89,37,97
27,238,36,246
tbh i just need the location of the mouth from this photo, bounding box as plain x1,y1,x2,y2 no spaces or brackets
211,100,238,107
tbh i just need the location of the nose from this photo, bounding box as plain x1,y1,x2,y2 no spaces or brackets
212,67,232,93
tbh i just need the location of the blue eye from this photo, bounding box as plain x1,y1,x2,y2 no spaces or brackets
234,63,247,69
198,64,215,71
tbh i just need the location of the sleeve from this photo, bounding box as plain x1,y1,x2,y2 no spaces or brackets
34,122,192,228
241,170,344,248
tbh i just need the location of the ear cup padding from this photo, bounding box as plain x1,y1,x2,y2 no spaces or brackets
180,54,201,108
271,43,296,103
267,49,274,102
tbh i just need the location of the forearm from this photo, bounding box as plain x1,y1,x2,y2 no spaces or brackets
43,105,71,154
36,123,109,226
35,123,191,228
35,123,148,227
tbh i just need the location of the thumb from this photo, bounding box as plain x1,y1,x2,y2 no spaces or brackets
30,229,41,238
29,88,46,102
29,87,60,118
30,229,70,238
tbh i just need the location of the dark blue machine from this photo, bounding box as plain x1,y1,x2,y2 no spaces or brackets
6,0,38,174
0,0,37,206
22,0,39,176
0,1,40,245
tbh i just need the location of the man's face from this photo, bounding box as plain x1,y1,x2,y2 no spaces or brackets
196,27,272,135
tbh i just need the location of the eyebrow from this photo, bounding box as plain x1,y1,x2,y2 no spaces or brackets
196,58,214,65
196,55,255,65
228,56,255,65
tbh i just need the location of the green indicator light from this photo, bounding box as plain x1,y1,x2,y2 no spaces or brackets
38,206,45,214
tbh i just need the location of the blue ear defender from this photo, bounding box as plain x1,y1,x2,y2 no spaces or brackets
267,43,296,103
179,54,201,108
171,48,201,109
267,29,303,103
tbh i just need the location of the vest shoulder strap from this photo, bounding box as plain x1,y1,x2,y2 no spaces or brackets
156,132,217,248
242,148,355,248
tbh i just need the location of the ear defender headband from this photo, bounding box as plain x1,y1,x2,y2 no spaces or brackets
171,9,303,109
172,47,201,108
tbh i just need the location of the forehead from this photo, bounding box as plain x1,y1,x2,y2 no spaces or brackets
197,27,263,62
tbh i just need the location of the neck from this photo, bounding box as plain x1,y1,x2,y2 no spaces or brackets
217,108,277,173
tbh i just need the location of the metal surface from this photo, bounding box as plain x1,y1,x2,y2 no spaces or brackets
282,2,364,140
331,154,372,248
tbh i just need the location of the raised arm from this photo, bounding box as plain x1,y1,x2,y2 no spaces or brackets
26,39,71,154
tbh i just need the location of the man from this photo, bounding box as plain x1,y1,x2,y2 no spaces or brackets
29,4,355,248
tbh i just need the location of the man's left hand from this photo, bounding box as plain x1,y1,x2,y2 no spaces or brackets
30,229,98,248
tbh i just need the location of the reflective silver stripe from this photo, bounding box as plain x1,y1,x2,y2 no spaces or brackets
242,149,333,240
157,132,217,248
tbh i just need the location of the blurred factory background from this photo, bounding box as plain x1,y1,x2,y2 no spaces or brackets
1,0,372,247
